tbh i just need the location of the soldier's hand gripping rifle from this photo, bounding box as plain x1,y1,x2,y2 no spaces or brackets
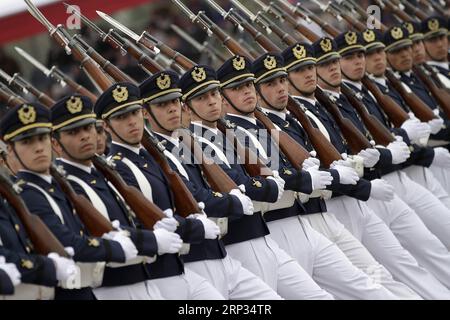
15,47,98,102
0,171,68,257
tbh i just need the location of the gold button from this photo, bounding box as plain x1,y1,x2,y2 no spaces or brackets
15,224,20,232
80,230,84,236
25,246,31,253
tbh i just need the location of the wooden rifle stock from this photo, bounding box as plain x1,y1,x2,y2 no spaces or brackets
0,85,25,107
141,128,200,217
50,165,113,237
361,75,409,127
385,69,437,122
216,118,272,177
315,87,372,153
413,65,450,119
91,155,165,229
7,73,55,107
254,109,310,170
176,128,238,193
285,96,342,167
52,67,98,102
0,171,68,257
341,84,395,146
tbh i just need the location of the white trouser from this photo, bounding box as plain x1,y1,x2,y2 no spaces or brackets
267,215,397,300
93,281,164,300
385,168,450,249
324,197,421,300
428,164,450,209
147,269,225,300
225,236,334,300
0,284,54,300
367,195,450,297
185,256,282,300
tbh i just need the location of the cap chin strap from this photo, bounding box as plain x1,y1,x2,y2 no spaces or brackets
54,135,92,162
185,100,221,123
106,119,140,146
146,106,174,134
424,44,444,62
220,90,255,116
317,73,341,89
287,76,316,97
254,84,285,112
341,70,362,83
12,145,38,173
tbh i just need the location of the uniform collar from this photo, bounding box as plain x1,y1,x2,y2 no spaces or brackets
322,88,341,99
260,107,286,120
154,132,179,147
57,158,93,174
343,79,362,90
111,141,142,155
191,121,218,135
294,95,316,106
226,113,257,126
371,76,387,87
427,61,449,70
19,170,52,184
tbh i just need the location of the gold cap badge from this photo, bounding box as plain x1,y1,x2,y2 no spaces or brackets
18,105,36,125
428,18,439,32
344,31,357,45
191,67,206,82
404,22,414,35
112,86,129,103
232,56,246,70
263,55,277,70
320,38,332,53
156,73,171,90
391,27,404,40
66,96,83,114
292,44,306,60
363,29,376,43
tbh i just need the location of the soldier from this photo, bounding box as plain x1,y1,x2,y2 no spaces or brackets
403,22,428,65
95,119,109,156
0,103,139,300
140,70,283,300
287,37,450,299
94,82,225,300
50,94,184,300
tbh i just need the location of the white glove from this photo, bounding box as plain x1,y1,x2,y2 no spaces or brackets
331,165,359,185
153,228,183,255
47,253,78,283
229,188,254,215
401,118,431,143
387,137,411,164
432,147,450,168
102,231,138,262
357,148,380,168
154,217,179,233
306,166,333,190
266,170,285,201
428,117,444,134
0,256,21,286
302,157,321,170
190,214,220,240
370,179,395,201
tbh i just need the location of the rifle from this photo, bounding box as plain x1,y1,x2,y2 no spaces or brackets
0,171,68,257
389,0,428,20
49,164,113,237
315,88,372,153
0,82,26,107
141,127,201,217
341,84,395,146
15,47,98,102
216,118,273,177
0,69,55,107
254,109,310,169
91,155,165,229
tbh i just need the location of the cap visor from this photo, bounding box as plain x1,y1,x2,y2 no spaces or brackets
258,70,288,84
109,104,143,119
148,92,183,105
222,76,256,89
57,118,97,132
189,83,220,100
11,127,51,142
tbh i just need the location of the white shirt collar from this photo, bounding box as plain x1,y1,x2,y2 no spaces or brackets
191,121,219,135
154,132,179,147
404,71,412,77
20,170,52,184
294,95,317,106
57,158,93,174
112,141,142,155
343,79,362,90
427,61,449,70
260,107,286,120
322,88,340,99
371,76,387,87
226,113,257,126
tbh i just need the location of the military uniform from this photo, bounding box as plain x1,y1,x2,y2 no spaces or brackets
0,103,128,300
95,82,225,300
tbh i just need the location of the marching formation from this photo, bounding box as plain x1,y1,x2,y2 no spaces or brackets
1,0,450,300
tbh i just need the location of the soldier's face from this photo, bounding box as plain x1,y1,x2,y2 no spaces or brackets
222,81,257,114
258,75,289,110
288,64,317,95
146,98,182,132
424,35,449,61
96,123,107,155
54,123,97,162
316,58,342,88
412,40,426,64
189,88,222,122
107,108,144,146
387,46,413,72
11,133,52,173
340,51,366,81
366,48,387,76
